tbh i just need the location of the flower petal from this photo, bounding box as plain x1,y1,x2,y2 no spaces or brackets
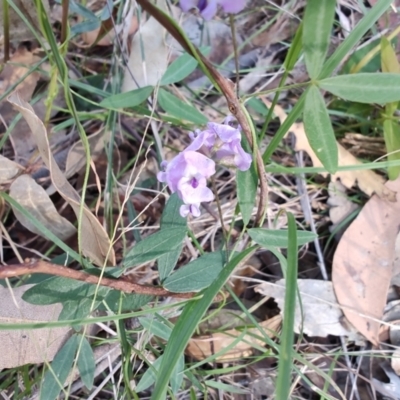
179,0,199,12
218,0,247,14
208,122,241,143
200,0,218,19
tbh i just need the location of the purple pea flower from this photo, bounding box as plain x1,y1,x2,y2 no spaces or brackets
179,0,247,20
157,151,215,217
186,117,252,171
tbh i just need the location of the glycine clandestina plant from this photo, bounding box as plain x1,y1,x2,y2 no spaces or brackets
157,117,252,217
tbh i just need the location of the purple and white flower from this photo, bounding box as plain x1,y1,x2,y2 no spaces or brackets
187,118,252,171
157,151,215,217
179,0,247,20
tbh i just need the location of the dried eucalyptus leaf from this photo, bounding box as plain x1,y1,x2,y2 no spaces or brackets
0,284,71,369
0,155,22,183
9,174,76,241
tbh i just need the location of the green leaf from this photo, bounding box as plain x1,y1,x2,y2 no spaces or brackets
139,316,173,341
248,228,317,248
319,73,400,104
246,97,269,116
77,336,95,390
163,252,225,293
158,246,183,283
101,291,152,312
160,193,187,229
123,227,187,267
302,0,336,78
161,53,198,85
276,213,298,400
136,354,184,394
303,85,338,173
125,195,187,272
237,163,258,226
40,335,79,400
100,86,154,109
22,277,97,305
158,88,208,124
151,248,255,399
58,299,95,322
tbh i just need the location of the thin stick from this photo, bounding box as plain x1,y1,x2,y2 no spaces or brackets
61,0,69,44
0,260,198,299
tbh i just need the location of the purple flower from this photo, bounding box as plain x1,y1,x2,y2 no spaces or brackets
186,117,252,171
157,151,215,217
179,0,247,20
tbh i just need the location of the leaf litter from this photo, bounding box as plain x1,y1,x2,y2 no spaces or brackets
3,0,400,398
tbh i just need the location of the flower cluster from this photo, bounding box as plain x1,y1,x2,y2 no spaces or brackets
157,117,252,217
179,0,247,20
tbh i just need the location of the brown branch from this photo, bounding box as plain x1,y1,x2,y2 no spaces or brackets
0,260,199,299
136,0,268,226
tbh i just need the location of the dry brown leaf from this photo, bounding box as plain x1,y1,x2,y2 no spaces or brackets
0,284,71,369
9,174,76,241
255,279,363,341
0,154,22,183
186,315,281,361
122,0,169,91
8,92,116,267
263,99,396,201
332,177,400,345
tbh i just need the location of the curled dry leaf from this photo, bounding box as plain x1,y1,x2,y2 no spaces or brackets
9,174,76,241
0,284,71,369
122,0,169,91
263,99,396,201
333,177,400,345
0,155,22,183
186,315,281,362
255,279,363,341
8,92,116,267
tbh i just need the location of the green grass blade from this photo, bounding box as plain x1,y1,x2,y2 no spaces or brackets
303,0,336,79
275,213,298,399
150,247,256,400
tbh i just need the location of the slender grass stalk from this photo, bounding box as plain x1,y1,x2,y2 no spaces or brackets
3,0,10,62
